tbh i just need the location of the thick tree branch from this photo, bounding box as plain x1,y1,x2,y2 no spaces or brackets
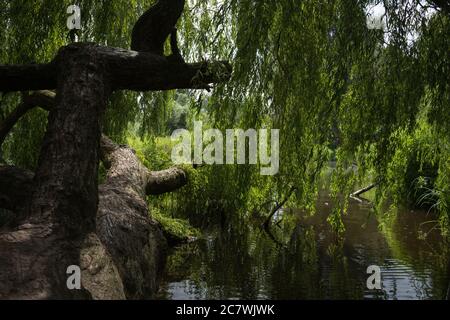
0,91,55,146
147,167,187,195
351,183,378,198
350,182,379,203
99,46,232,91
426,0,450,14
131,0,186,55
100,135,187,196
23,90,56,110
0,64,57,92
0,45,232,93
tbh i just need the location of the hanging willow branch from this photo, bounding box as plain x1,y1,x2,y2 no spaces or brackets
263,186,297,230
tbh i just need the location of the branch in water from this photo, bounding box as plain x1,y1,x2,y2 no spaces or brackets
263,186,297,230
350,183,379,203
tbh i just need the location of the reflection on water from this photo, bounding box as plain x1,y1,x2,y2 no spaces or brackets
157,192,450,300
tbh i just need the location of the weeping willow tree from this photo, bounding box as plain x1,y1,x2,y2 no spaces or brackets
0,0,448,299
0,0,231,299
161,0,450,234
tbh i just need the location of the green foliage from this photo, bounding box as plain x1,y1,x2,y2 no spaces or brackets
1,0,449,233
376,114,450,232
2,106,48,169
153,209,201,244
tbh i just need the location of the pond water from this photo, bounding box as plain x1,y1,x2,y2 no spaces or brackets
157,191,450,300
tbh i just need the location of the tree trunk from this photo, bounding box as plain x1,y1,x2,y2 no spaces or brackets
96,136,183,299
0,1,230,297
0,134,187,299
0,90,188,299
0,45,121,299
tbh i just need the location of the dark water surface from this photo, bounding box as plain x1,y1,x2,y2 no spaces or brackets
157,192,450,300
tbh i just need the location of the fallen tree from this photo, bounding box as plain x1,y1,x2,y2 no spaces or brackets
0,0,231,299
350,183,379,204
97,135,187,299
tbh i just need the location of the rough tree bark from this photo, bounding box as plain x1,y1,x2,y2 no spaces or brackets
0,47,231,92
0,0,231,299
97,135,187,299
0,43,115,300
0,131,188,300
